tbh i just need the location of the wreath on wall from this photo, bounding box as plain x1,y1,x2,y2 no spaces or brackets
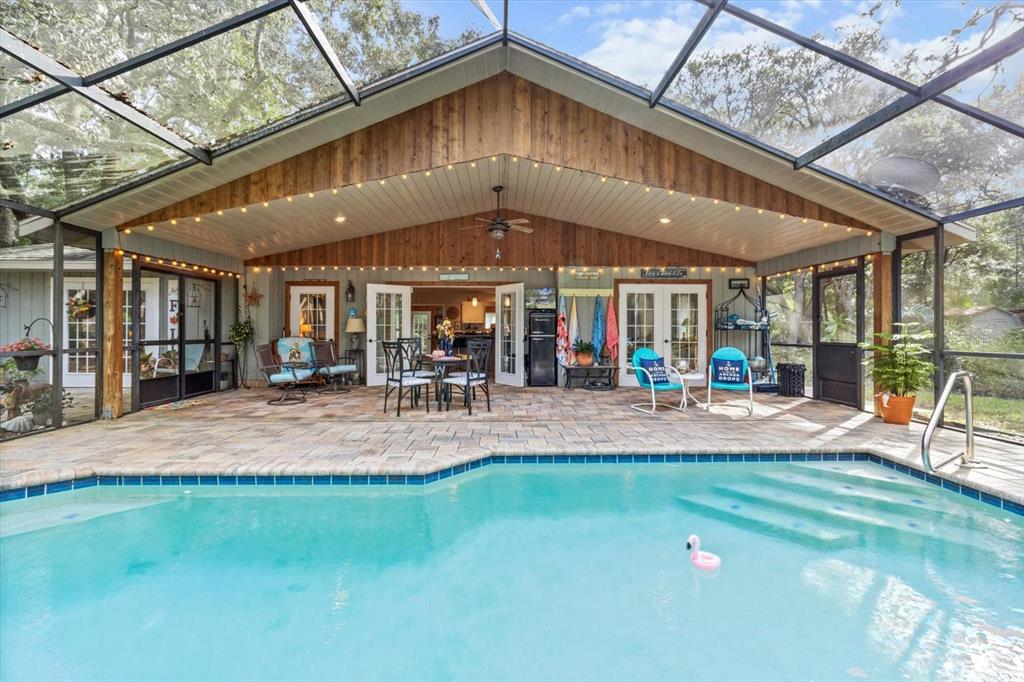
66,289,96,321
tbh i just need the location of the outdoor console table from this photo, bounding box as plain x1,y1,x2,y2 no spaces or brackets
560,363,619,391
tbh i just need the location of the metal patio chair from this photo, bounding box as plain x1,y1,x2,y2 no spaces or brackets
442,337,491,415
256,343,313,405
382,340,431,416
312,339,356,393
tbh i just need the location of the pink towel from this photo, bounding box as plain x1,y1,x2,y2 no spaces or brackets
605,296,619,362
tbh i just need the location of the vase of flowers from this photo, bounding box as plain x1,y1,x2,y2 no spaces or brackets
0,337,52,371
436,319,455,356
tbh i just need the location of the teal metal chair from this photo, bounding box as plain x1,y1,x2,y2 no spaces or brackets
630,347,689,415
707,346,754,415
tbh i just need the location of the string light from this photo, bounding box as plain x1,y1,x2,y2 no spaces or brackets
240,207,247,213
194,216,201,222
216,210,223,216
170,219,178,225
124,228,132,234
308,192,315,197
262,201,269,207
147,225,154,231
286,196,293,202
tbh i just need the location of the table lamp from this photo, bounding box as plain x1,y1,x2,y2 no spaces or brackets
345,317,366,349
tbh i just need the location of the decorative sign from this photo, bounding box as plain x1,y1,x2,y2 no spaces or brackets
728,277,750,290
439,272,469,281
574,271,600,280
641,267,688,279
713,358,744,383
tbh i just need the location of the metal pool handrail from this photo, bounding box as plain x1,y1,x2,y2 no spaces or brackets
922,371,975,473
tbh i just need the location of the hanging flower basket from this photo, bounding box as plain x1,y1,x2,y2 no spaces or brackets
1,338,53,371
66,289,96,321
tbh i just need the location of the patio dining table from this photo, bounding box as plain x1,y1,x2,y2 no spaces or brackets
419,354,469,411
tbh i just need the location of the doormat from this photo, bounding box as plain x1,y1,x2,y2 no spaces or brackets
147,398,211,412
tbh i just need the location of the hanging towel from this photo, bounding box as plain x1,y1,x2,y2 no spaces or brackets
568,296,580,365
556,295,570,365
592,294,606,363
605,296,619,362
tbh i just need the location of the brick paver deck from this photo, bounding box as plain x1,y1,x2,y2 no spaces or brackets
2,385,1021,504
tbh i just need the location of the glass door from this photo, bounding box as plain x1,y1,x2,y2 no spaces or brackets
618,283,707,387
365,284,411,386
814,267,863,407
182,276,216,398
288,284,336,342
136,269,220,407
495,283,524,386
412,310,432,356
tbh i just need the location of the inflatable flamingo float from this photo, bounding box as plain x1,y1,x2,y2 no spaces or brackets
686,534,721,571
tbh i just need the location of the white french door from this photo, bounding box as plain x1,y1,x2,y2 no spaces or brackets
366,284,412,386
495,282,525,387
618,283,708,387
62,277,159,388
288,284,336,343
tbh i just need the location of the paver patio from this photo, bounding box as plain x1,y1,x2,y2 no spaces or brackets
2,385,1021,505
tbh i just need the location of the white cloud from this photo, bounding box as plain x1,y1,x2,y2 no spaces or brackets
556,5,593,26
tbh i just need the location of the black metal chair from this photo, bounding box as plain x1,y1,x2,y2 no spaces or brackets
442,337,491,415
382,340,431,416
312,339,356,393
256,343,312,405
397,337,435,379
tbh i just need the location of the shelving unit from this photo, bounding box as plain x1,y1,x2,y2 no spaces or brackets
713,284,776,386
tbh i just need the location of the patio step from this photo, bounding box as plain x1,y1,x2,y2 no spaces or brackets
710,482,1007,552
675,494,862,550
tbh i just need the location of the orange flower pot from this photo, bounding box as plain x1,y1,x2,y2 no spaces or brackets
880,394,916,425
576,352,595,367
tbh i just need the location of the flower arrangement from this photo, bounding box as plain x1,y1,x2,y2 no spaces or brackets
66,289,95,320
1,337,52,353
436,319,455,355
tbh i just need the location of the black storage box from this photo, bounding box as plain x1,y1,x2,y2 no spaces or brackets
776,363,806,397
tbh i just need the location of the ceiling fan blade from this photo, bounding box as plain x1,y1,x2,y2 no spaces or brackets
474,217,492,222
459,225,485,231
505,218,530,224
510,225,534,234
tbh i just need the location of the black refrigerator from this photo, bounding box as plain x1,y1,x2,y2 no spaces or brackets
528,310,557,386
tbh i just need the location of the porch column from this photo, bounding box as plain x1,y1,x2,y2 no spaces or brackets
872,252,893,342
101,250,124,419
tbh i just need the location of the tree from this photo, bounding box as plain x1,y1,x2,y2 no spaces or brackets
0,0,484,210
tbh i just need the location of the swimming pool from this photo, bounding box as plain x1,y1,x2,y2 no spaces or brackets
2,462,1022,681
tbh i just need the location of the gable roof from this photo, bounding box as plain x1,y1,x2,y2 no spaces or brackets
59,36,939,239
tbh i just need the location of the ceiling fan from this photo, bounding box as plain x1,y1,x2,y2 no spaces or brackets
460,185,532,260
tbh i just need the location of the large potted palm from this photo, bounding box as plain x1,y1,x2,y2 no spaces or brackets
859,323,935,425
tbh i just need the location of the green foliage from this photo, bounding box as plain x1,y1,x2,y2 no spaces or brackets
859,323,936,397
572,338,596,355
228,314,255,348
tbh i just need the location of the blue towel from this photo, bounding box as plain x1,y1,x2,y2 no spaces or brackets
592,294,605,361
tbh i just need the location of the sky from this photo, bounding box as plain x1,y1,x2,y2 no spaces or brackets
415,0,1022,103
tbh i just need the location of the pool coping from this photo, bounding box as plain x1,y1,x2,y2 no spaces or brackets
2,450,1022,516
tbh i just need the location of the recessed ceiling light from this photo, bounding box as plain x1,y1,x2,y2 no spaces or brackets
334,216,346,223
659,217,671,224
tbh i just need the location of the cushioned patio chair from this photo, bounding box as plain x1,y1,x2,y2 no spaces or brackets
256,343,313,405
707,346,754,415
630,347,688,415
312,339,356,393
443,337,491,415
382,340,431,416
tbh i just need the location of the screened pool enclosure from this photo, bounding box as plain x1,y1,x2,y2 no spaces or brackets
1,0,1021,440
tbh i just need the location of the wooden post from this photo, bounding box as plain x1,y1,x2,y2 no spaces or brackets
101,250,124,419
870,252,893,415
872,252,893,343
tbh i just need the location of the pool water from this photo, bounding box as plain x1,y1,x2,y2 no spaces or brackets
2,463,1022,681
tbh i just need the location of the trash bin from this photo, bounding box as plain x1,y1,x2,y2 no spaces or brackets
777,363,806,397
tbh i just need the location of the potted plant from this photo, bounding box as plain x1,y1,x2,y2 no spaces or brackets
66,289,96,321
0,337,53,371
859,322,935,425
573,338,597,367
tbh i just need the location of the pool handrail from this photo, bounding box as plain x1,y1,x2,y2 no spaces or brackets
922,370,975,473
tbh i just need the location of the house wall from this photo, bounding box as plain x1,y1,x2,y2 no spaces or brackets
240,264,759,378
